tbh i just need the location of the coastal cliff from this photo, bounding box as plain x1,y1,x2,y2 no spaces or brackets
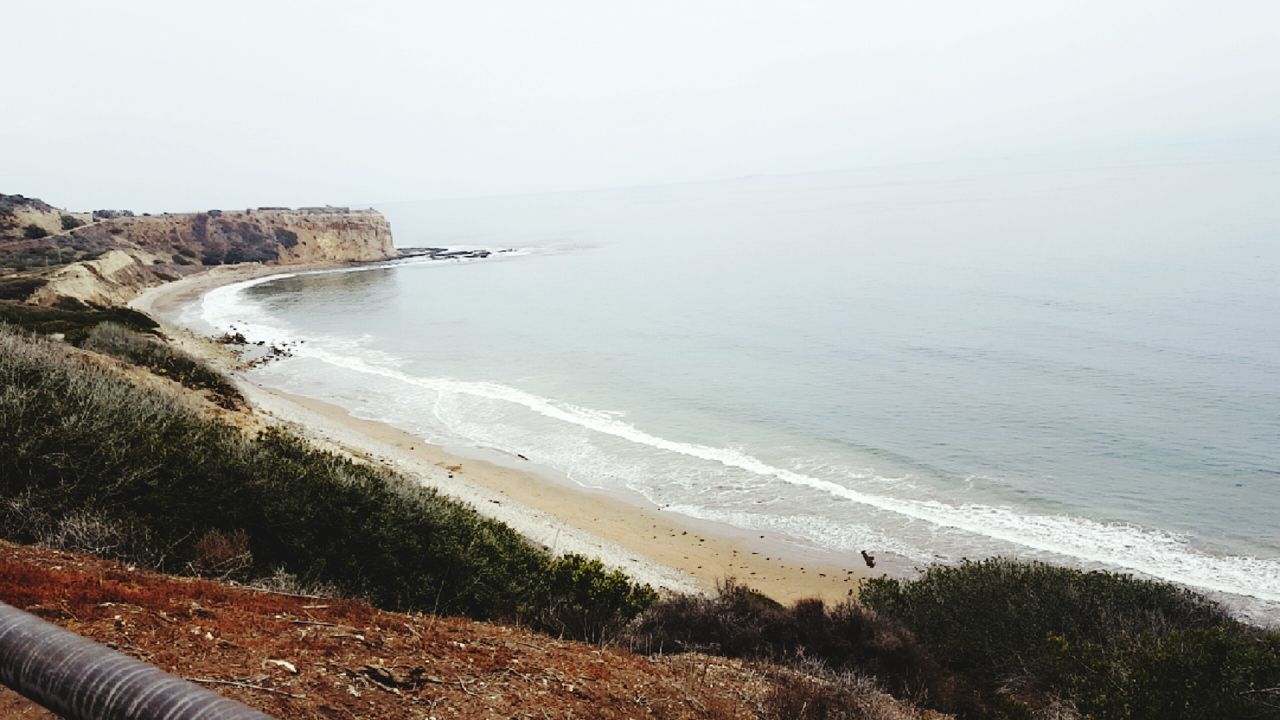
1,196,396,306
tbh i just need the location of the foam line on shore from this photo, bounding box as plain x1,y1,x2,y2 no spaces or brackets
200,262,1280,607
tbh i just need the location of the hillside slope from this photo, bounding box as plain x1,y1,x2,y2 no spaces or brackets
0,541,935,719
0,194,91,240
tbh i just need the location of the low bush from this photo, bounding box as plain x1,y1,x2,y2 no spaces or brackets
0,497,156,564
629,564,1279,719
0,300,157,342
92,209,135,220
0,194,35,216
0,327,655,640
60,214,84,231
0,276,46,301
534,553,656,640
273,227,299,248
22,224,48,239
626,579,969,711
189,528,254,578
83,322,242,407
861,559,1280,719
762,665,929,720
1058,623,1280,719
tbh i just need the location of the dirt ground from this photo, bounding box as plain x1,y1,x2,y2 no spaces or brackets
0,540,780,719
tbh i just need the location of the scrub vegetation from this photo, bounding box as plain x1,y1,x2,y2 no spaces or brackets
82,322,242,407
628,564,1280,718
0,300,157,341
0,325,655,641
859,559,1280,719
2,309,1277,719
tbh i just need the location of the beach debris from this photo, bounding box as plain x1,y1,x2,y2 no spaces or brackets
264,658,298,674
861,550,877,569
360,663,425,690
516,453,529,461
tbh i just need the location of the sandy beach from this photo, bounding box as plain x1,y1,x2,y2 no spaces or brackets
131,263,869,603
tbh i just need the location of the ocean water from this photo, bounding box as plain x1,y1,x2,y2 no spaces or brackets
195,145,1280,621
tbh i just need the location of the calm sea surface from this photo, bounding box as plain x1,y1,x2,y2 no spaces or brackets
196,146,1280,621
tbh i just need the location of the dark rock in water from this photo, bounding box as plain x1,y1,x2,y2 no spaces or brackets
435,249,491,259
397,247,448,259
861,550,877,569
215,331,248,345
399,247,495,261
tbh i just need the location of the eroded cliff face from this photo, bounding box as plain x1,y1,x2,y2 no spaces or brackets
8,206,396,307
27,249,164,307
266,209,395,264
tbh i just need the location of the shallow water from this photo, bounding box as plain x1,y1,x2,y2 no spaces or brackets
198,144,1280,622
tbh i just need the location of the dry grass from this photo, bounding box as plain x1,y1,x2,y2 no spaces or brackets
763,664,948,720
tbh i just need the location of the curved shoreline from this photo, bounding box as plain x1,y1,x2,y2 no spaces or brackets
130,263,868,602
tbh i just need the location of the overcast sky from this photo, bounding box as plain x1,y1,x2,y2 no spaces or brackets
3,1,1278,211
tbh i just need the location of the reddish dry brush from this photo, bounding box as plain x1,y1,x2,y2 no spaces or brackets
0,540,788,719
189,528,254,578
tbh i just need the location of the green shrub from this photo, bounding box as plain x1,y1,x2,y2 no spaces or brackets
627,579,969,712
22,224,48,239
60,214,84,231
83,322,242,408
273,227,299,248
0,300,157,343
0,276,46,301
535,553,657,640
860,559,1280,718
1056,623,1280,720
0,327,654,639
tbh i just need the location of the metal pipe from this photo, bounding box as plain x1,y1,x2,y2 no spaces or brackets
0,600,276,719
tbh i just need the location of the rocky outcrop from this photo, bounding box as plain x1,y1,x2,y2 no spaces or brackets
5,204,396,307
65,208,395,267
257,208,395,264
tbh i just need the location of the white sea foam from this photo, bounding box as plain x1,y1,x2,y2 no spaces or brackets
198,265,1280,608
663,504,934,563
